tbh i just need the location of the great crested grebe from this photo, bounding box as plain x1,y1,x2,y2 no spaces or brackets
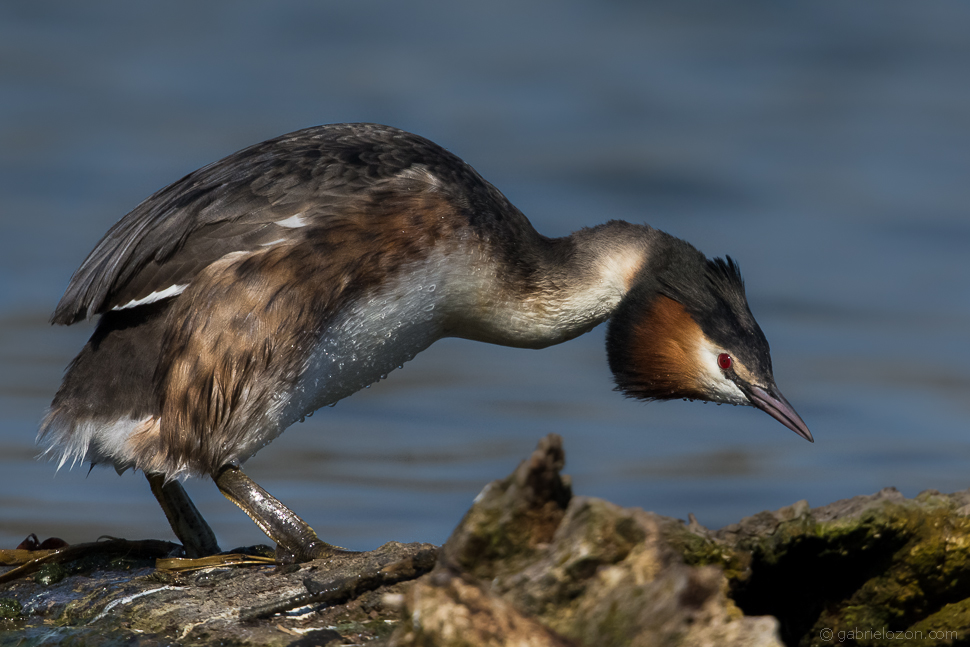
41,123,811,561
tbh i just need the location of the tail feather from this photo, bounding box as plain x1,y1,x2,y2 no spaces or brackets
37,407,142,473
40,300,174,474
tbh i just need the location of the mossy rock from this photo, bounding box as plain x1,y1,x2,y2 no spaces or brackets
664,487,970,646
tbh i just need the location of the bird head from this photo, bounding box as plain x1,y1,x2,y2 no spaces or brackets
606,237,812,442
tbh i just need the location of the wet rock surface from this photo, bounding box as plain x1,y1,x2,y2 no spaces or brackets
3,436,970,646
0,541,436,646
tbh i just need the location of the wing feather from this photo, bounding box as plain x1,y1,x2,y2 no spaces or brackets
51,123,470,325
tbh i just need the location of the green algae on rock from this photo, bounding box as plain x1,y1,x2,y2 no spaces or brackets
707,488,970,646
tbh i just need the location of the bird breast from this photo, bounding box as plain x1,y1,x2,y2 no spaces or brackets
252,254,455,460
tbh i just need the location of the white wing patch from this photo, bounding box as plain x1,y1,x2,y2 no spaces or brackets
112,284,188,311
275,213,307,228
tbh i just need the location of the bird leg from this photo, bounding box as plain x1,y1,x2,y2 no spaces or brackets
214,465,347,562
146,473,222,558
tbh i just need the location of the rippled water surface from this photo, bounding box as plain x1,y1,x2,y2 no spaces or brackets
1,1,968,551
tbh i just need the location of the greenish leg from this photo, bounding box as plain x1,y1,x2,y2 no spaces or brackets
146,473,222,558
214,465,349,562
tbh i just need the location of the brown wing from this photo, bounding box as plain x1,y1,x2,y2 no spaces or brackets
51,122,496,325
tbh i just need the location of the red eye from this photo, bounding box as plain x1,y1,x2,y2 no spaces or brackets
717,353,732,370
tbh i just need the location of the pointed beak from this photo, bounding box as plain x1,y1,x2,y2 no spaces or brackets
745,383,813,443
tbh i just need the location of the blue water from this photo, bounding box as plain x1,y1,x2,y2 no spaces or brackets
1,1,968,551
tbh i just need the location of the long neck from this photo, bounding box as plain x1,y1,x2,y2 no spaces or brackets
445,221,659,349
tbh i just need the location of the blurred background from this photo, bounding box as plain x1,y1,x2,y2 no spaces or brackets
1,1,968,551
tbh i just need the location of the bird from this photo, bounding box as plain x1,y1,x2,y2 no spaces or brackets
39,122,812,561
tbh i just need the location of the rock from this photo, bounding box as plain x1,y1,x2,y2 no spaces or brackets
693,486,970,646
0,540,436,646
389,569,577,647
390,434,783,647
6,436,970,646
